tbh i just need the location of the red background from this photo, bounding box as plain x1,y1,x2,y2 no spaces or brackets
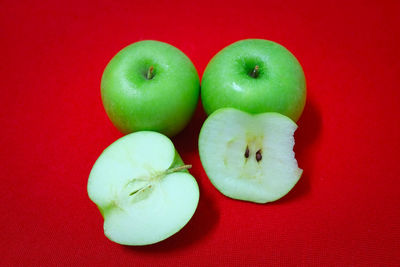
1,0,400,266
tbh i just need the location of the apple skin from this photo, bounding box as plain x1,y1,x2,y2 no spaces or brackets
201,39,306,121
101,40,200,137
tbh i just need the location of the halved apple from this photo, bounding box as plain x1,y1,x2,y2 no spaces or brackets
87,131,199,245
198,108,302,203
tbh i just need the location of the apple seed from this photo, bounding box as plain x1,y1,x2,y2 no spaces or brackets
244,146,250,158
256,149,262,162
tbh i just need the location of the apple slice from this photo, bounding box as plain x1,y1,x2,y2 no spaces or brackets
87,131,199,245
198,108,302,203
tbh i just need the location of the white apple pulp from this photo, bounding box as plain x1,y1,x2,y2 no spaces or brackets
199,108,302,203
87,131,199,245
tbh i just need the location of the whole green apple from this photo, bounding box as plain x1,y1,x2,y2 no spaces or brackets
101,40,200,136
201,39,306,121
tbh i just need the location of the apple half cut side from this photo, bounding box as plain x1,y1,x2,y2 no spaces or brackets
198,108,302,203
87,131,199,245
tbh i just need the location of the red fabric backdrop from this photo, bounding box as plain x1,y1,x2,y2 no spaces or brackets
1,0,400,266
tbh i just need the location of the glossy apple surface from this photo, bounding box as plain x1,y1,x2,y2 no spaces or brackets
201,39,306,121
87,131,199,245
198,108,302,203
101,40,200,136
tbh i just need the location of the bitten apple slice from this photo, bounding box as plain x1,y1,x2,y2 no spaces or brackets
198,108,302,203
87,131,199,245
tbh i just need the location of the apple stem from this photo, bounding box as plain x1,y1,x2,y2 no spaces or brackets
166,164,192,174
146,66,154,80
128,164,192,197
129,184,152,196
249,65,260,78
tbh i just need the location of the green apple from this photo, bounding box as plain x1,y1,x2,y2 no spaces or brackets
101,40,200,137
198,108,302,203
201,39,306,122
87,131,199,245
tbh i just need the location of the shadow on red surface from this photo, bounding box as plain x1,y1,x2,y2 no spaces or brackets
123,185,219,252
172,102,207,154
274,98,322,204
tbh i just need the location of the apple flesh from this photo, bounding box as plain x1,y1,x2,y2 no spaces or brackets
201,39,306,122
198,108,302,203
101,40,200,137
87,131,199,245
